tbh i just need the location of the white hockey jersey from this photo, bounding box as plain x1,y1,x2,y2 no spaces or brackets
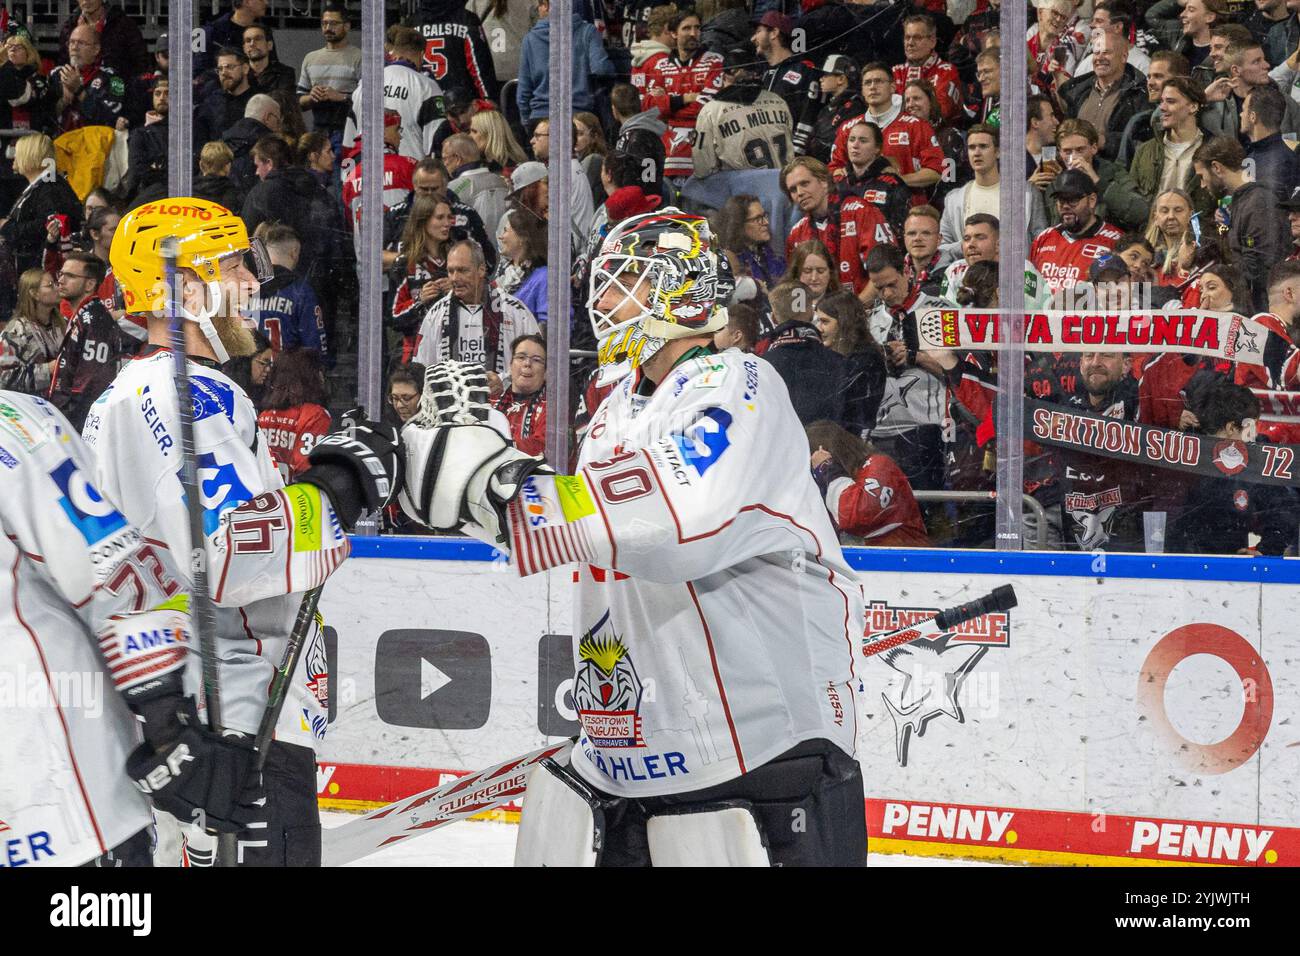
500,350,864,797
82,349,349,747
691,88,793,177
342,61,445,163
1,391,190,866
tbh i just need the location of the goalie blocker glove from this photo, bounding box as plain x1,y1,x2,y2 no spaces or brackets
126,696,262,833
299,420,404,531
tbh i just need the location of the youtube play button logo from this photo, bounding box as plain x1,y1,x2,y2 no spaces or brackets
374,629,492,729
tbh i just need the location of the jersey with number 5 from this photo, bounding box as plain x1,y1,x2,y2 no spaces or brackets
496,351,865,798
81,348,349,748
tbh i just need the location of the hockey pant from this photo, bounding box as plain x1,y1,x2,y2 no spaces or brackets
523,739,866,866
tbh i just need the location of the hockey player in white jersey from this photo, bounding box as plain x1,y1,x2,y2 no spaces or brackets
83,198,403,865
400,210,868,866
0,390,260,867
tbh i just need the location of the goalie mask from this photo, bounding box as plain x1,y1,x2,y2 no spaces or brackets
587,209,733,380
110,198,273,363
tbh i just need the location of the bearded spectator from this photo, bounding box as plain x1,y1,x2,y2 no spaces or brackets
196,48,256,148
243,23,296,97
1242,83,1300,204
752,12,821,153
1194,135,1290,310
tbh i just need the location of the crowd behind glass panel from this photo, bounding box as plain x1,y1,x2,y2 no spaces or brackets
0,0,1296,552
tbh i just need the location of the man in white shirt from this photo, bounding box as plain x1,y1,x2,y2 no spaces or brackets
939,123,1000,257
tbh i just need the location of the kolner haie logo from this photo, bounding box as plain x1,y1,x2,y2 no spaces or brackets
866,599,1012,766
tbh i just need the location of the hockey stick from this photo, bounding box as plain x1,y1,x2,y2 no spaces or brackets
322,587,1019,866
162,237,236,867
862,584,1018,658
252,585,322,771
321,742,574,867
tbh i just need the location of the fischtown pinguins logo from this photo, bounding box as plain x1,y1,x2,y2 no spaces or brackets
573,610,645,748
865,600,1012,766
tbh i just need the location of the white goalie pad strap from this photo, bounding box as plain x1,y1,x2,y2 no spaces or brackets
647,803,771,867
514,759,604,867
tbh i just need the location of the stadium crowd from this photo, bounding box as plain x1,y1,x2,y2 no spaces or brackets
0,0,1298,554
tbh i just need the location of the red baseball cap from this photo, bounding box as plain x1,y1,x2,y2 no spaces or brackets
757,11,794,34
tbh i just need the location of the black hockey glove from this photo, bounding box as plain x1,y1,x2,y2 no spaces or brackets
126,697,262,834
298,420,403,531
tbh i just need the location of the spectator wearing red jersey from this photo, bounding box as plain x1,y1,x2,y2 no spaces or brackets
829,62,943,200
894,13,964,125
1235,261,1300,401
784,156,893,294
1138,259,1244,429
632,10,724,180
837,120,912,236
392,194,454,363
494,333,548,458
1030,169,1124,297
342,110,417,227
807,420,929,547
257,348,331,484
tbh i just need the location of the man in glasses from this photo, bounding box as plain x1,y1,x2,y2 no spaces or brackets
48,251,129,430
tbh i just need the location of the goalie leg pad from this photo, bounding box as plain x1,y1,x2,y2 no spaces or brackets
646,802,772,867
514,758,605,867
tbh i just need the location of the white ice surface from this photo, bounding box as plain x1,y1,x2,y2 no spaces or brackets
320,812,1007,866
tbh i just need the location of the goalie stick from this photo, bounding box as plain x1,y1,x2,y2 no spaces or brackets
162,237,236,867
322,742,573,867
322,585,1018,866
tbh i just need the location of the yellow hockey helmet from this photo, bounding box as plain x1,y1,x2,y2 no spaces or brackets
111,198,253,315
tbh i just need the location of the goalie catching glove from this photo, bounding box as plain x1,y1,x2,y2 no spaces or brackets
399,361,552,542
298,420,404,531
